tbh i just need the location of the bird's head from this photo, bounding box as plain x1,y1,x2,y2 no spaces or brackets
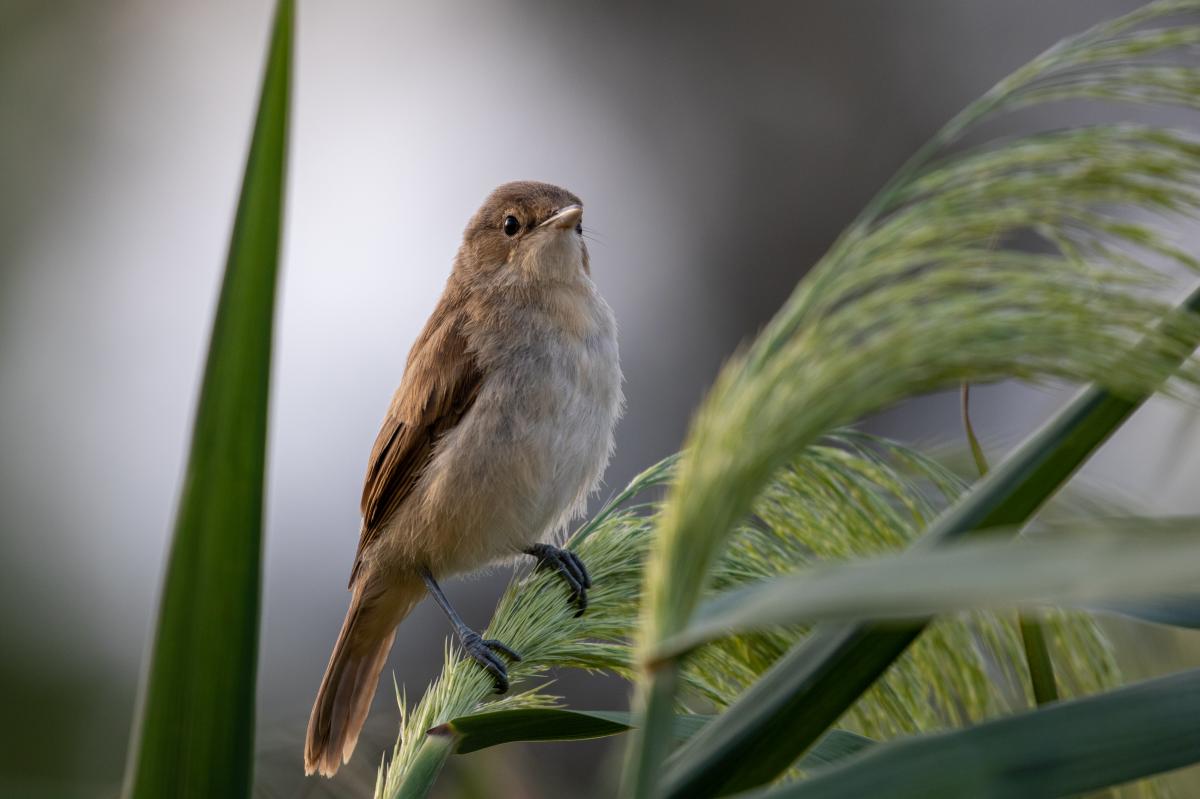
457,181,589,286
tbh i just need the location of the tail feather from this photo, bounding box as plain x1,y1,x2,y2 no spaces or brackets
305,579,420,777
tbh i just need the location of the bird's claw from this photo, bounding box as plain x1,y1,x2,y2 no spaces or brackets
461,630,521,694
527,543,592,617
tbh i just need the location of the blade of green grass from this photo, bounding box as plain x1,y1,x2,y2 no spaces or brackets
427,708,872,768
652,527,1200,658
795,730,875,771
435,709,707,754
658,282,1200,799
391,711,703,799
120,3,292,797
391,719,872,799
960,383,991,478
1018,617,1059,705
1091,594,1200,628
741,668,1200,799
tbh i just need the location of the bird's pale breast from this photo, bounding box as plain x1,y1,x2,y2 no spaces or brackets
383,280,622,576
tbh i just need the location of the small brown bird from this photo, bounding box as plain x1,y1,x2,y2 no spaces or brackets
304,181,623,777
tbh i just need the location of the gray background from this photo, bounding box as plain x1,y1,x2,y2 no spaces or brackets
5,1,1200,796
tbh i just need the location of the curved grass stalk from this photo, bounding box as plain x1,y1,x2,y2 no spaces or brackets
376,435,1125,798
627,3,1200,793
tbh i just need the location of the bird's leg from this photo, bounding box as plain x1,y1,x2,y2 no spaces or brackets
525,543,591,617
420,569,521,694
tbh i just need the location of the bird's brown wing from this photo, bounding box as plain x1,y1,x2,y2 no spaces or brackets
349,308,482,586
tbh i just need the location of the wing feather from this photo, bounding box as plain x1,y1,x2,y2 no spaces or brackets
349,298,482,585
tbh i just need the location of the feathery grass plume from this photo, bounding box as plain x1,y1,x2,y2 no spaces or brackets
376,435,1128,798
628,2,1200,790
377,456,675,798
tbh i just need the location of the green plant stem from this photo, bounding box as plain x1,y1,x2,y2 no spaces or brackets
394,736,456,799
1019,617,1060,705
963,384,1059,706
961,383,991,479
657,283,1200,799
622,668,683,799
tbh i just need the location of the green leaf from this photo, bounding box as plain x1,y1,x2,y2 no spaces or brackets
120,3,292,798
742,668,1200,799
388,708,705,799
659,278,1200,798
1092,594,1200,628
435,709,707,755
960,383,991,478
423,707,872,771
1018,616,1059,705
653,527,1200,660
795,730,876,772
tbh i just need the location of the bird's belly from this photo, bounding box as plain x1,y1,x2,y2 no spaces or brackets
411,330,621,576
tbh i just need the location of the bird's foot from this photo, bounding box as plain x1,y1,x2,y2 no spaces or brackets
526,543,592,617
459,630,521,694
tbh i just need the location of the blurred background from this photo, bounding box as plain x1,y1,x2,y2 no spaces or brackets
6,1,1200,796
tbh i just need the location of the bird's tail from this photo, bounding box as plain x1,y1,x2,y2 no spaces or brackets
305,576,424,777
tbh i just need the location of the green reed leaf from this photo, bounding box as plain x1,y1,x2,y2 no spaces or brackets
120,3,291,797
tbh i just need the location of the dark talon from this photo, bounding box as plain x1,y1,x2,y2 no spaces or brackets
420,568,521,694
484,638,523,662
461,632,520,694
526,543,590,616
557,550,587,591
565,550,591,589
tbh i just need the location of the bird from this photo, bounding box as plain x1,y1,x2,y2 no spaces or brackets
304,181,623,777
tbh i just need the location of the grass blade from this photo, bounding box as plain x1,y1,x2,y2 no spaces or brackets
960,383,991,478
436,709,708,755
653,526,1200,659
120,3,292,797
659,282,1200,799
1092,594,1200,627
429,708,872,770
744,668,1200,799
1018,617,1060,705
391,709,704,799
796,731,875,772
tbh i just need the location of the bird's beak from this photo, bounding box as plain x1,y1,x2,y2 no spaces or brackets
539,204,583,230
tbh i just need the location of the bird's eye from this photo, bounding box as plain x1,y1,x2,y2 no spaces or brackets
502,215,520,236
575,222,583,235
